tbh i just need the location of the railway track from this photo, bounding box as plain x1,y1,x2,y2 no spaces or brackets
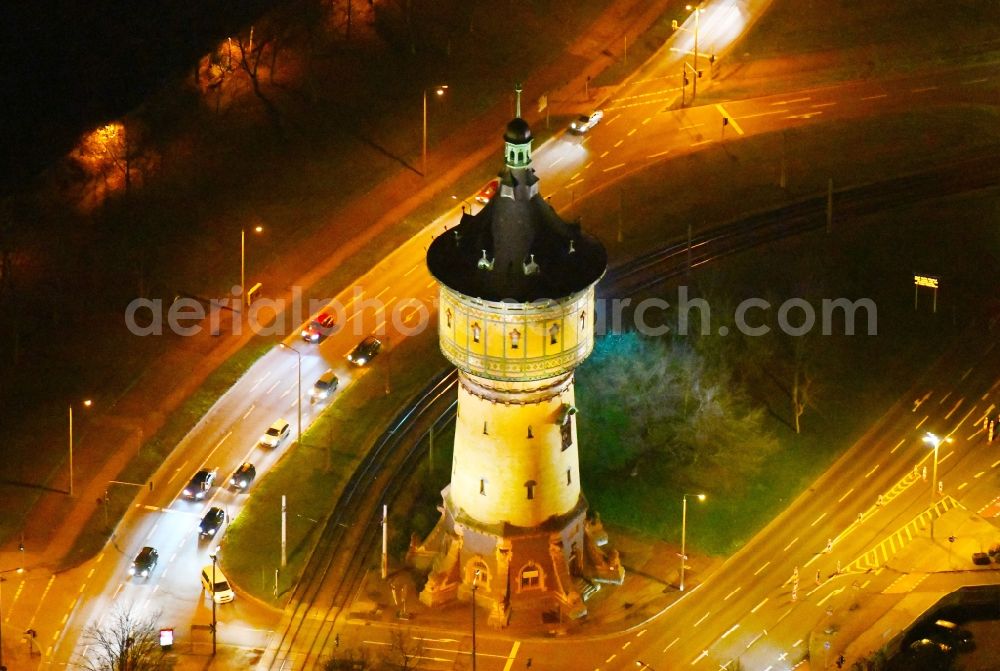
257,150,999,669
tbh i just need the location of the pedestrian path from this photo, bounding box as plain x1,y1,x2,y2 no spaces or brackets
843,496,963,573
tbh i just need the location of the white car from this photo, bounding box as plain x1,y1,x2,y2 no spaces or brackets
569,110,604,134
259,419,291,448
201,565,235,604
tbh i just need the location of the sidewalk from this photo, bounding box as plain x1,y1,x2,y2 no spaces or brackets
809,507,1000,670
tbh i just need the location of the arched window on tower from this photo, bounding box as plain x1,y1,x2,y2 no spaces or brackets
549,323,560,345
510,328,521,350
525,480,536,500
480,478,487,496
471,322,481,343
445,308,452,328
579,311,586,331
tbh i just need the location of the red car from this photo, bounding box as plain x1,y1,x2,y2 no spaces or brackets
301,312,336,343
475,179,499,204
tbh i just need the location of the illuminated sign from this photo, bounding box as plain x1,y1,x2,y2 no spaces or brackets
914,275,939,288
159,628,174,648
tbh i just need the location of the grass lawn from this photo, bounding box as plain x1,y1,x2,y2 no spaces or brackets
221,329,446,603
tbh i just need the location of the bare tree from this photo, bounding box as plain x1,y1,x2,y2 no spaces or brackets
74,602,164,671
382,629,423,670
323,645,376,670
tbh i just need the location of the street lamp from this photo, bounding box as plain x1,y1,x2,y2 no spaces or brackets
209,548,218,656
279,343,302,447
68,399,93,497
422,85,448,177
686,3,704,101
240,224,263,307
0,568,25,670
923,432,953,539
471,568,480,671
679,493,706,592
635,662,656,670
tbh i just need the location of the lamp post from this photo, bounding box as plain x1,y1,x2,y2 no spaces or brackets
679,493,706,592
923,432,952,539
471,568,480,671
279,343,302,447
68,399,93,497
209,549,218,656
686,3,704,101
422,85,448,177
240,225,263,308
0,568,25,670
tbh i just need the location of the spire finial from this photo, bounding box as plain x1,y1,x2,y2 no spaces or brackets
515,83,523,118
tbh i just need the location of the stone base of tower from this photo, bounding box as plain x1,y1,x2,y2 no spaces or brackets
407,488,624,627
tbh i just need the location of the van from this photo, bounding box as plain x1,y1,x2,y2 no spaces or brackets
200,565,235,603
259,419,291,448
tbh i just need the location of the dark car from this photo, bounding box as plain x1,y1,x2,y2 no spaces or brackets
199,507,227,538
129,546,158,578
347,336,382,366
311,369,339,401
301,312,336,343
183,469,215,500
229,463,256,490
972,551,991,565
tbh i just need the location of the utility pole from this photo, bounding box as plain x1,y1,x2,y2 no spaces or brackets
381,504,388,579
281,495,287,568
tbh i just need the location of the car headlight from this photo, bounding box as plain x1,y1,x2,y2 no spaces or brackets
129,566,136,575
141,569,149,577
183,489,192,496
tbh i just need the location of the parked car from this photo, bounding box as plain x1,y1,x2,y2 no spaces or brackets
301,312,337,343
569,110,604,134
475,179,499,204
972,551,991,565
201,565,235,603
182,469,215,500
129,546,158,578
347,336,382,366
311,369,339,401
909,638,952,653
229,463,256,490
199,507,226,538
259,419,291,448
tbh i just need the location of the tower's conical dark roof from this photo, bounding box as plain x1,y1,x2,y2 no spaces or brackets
427,119,606,303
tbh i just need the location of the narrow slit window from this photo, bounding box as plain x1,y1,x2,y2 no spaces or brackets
525,480,536,500
471,322,481,343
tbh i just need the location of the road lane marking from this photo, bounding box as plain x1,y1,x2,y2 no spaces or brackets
242,404,255,420
940,391,952,404
664,637,680,652
614,140,624,148
817,587,845,606
860,93,888,100
964,78,989,84
600,150,609,158
643,117,652,125
721,624,739,638
940,450,954,464
753,561,770,576
690,139,712,147
605,654,617,663
628,128,637,136
958,482,968,491
145,523,158,540
746,631,764,648
811,512,827,527
811,102,836,108
783,537,798,552
992,460,1000,468
891,439,905,454
953,405,977,431
249,371,270,392
916,414,928,428
944,398,964,420
865,464,880,478
793,639,803,647
975,471,985,478
647,149,671,159
602,163,626,173
911,86,938,93
714,104,744,135
724,587,741,600
622,641,632,650
772,97,811,105
266,379,281,394
838,487,855,503
403,263,420,277
736,109,787,119
751,597,768,613
694,611,710,626
501,641,521,671
202,430,232,465
680,123,704,130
